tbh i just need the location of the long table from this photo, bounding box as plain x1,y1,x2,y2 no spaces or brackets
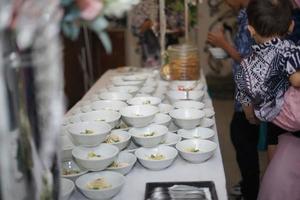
67,69,228,200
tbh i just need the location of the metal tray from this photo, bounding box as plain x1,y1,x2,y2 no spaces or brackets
144,181,218,200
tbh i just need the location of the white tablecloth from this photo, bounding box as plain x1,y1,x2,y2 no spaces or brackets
67,70,228,200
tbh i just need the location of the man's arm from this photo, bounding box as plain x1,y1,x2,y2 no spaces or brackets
207,31,242,63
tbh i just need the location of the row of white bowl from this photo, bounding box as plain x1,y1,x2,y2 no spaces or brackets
61,137,217,199
61,138,217,200
65,106,216,149
72,138,217,172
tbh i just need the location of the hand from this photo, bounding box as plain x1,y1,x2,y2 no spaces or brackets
207,30,227,48
246,115,260,125
243,105,260,125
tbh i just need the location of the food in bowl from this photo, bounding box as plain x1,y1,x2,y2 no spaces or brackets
61,160,88,181
108,161,129,168
105,130,131,150
143,131,156,137
80,129,94,135
147,153,166,160
87,152,102,159
127,96,161,106
185,147,201,153
86,178,112,190
62,168,80,176
68,121,111,146
76,171,125,200
135,146,178,170
105,134,120,143
72,144,119,171
176,139,217,163
106,152,137,175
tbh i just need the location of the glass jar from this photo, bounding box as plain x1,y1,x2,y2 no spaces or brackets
168,44,200,80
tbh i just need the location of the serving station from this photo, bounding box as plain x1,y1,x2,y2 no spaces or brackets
61,67,227,200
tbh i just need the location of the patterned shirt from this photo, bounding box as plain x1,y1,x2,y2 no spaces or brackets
233,9,254,112
235,38,300,121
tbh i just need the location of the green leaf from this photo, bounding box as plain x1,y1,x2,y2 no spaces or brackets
62,22,80,40
88,17,108,33
98,32,112,54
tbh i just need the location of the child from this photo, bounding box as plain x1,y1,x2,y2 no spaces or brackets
207,0,260,199
235,0,300,134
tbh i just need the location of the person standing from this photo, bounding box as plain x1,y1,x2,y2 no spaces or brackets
207,0,260,199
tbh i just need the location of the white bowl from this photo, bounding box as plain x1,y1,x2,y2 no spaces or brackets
173,100,205,110
135,93,151,97
209,47,228,59
106,152,137,175
68,121,111,146
61,178,75,200
200,118,215,128
108,86,139,96
104,130,131,151
204,108,215,118
140,86,155,94
176,139,217,163
61,160,88,181
76,171,125,200
70,107,82,115
61,134,75,161
152,93,165,101
122,74,148,81
120,105,159,127
158,104,174,114
80,110,121,128
160,132,182,146
158,80,170,87
88,94,101,102
169,81,205,91
169,108,205,130
178,127,215,140
144,80,157,88
95,88,108,95
100,92,132,102
67,114,82,124
113,79,143,87
152,113,172,127
155,86,168,93
78,100,92,107
166,91,205,104
127,96,161,106
81,105,92,113
135,146,178,170
91,100,127,112
72,144,119,171
129,124,168,147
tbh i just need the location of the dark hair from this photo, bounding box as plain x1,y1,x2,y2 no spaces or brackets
247,0,293,37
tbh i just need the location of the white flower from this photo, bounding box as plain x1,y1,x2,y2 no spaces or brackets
104,0,140,17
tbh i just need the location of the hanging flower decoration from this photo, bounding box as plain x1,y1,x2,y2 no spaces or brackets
165,0,198,27
61,0,139,53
